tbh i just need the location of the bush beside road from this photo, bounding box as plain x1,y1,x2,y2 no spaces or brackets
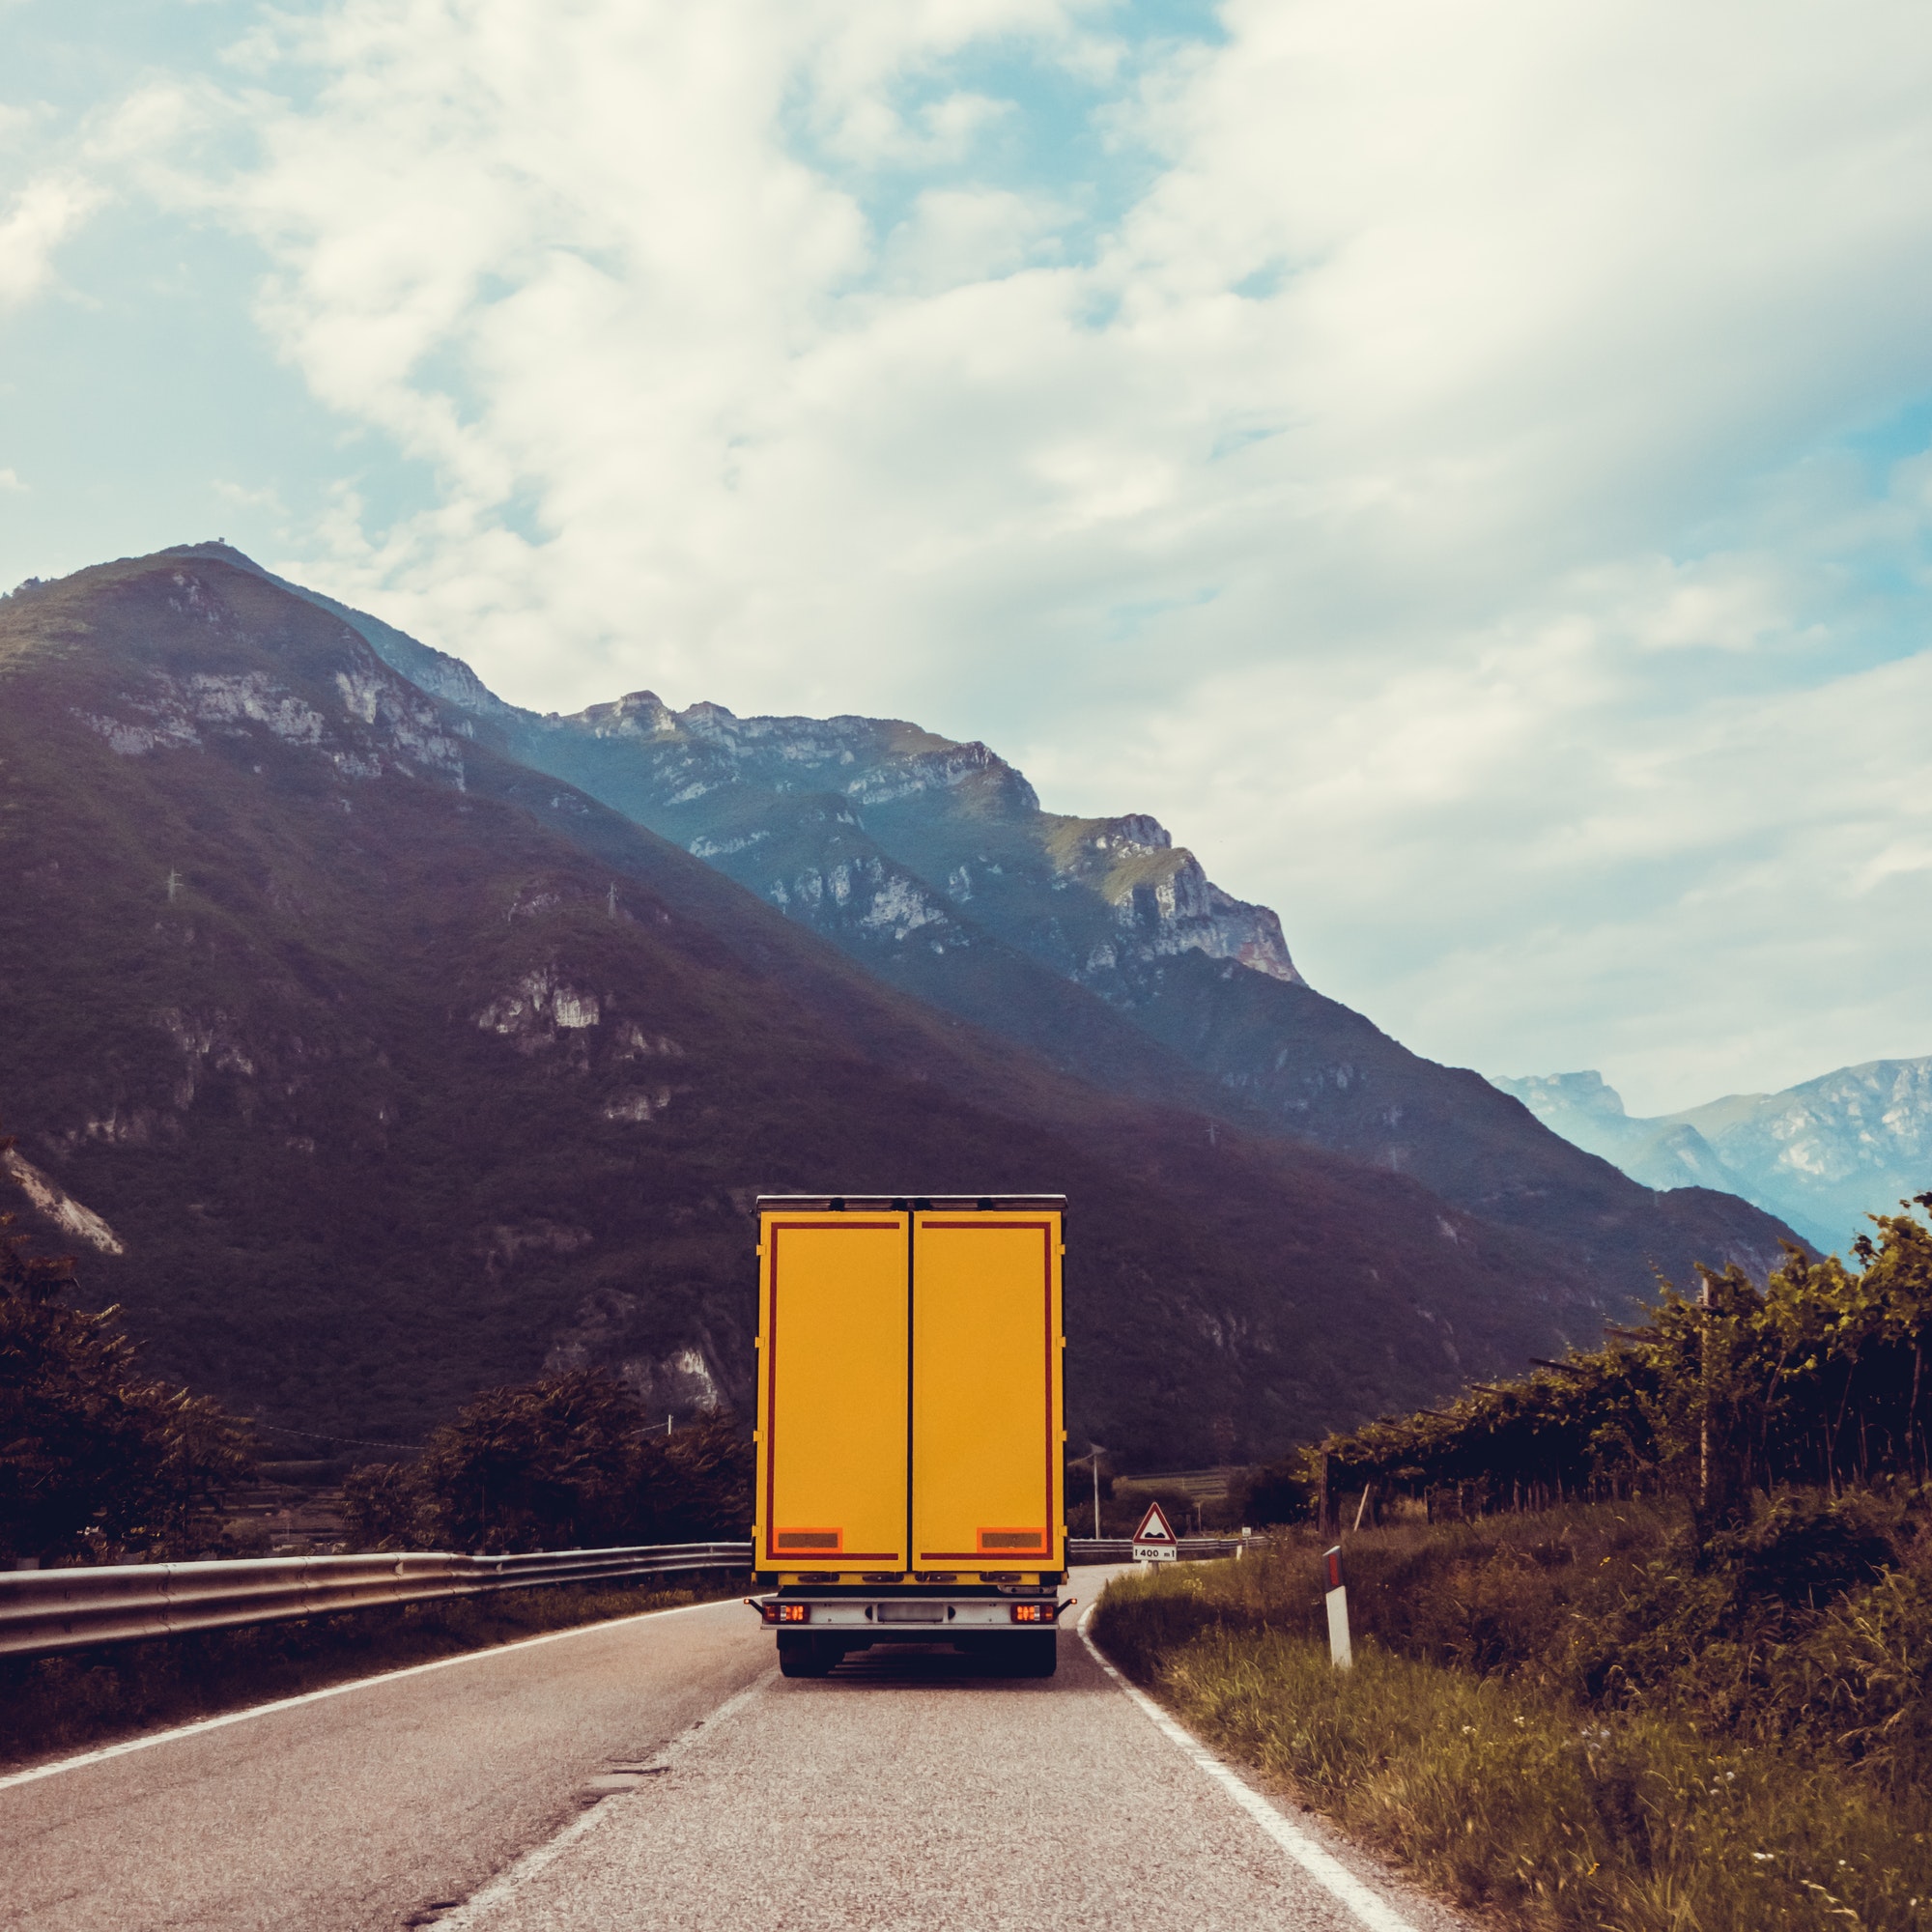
1093,1501,1932,1931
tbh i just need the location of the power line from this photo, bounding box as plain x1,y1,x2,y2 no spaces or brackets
248,1419,425,1454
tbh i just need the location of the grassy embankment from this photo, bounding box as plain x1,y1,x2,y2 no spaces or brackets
0,1576,740,1773
1093,1494,1932,1930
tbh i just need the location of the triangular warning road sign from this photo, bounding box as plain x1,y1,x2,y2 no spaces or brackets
1132,1500,1178,1545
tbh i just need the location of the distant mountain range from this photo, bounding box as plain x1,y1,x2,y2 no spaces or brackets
0,544,1805,1463
1490,1064,1932,1255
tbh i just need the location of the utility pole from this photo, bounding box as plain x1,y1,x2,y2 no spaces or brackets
608,883,618,920
166,867,182,904
1698,1268,1743,1524
1088,1442,1106,1539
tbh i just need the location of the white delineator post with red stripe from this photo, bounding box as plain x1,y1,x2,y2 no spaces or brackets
1323,1545,1352,1668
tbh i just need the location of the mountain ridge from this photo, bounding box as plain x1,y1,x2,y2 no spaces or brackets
0,545,1694,1463
1492,1062,1932,1254
163,540,1805,1310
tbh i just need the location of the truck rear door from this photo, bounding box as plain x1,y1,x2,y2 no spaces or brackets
755,1208,910,1574
910,1207,1065,1573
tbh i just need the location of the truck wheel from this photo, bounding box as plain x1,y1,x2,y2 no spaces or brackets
1012,1633,1057,1678
778,1634,838,1678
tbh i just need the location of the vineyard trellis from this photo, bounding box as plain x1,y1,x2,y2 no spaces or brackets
1309,1195,1932,1523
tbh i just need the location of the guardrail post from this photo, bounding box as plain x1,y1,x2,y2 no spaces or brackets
1323,1545,1351,1669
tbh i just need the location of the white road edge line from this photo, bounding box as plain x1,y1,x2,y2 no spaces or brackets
0,1594,735,1794
433,1670,776,1930
1078,1603,1420,1932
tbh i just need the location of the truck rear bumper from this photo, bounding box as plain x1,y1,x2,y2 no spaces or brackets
749,1593,1074,1633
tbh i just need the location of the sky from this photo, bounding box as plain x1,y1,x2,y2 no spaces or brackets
3,0,1930,1115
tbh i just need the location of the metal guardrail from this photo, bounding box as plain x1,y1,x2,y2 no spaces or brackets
0,1542,753,1660
1066,1538,1249,1563
0,1537,1245,1660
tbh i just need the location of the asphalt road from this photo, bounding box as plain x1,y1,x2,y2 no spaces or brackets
2,1571,1462,1932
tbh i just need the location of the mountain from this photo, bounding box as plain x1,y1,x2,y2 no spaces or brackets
1490,1064,1932,1254
190,540,1801,1311
0,546,1689,1466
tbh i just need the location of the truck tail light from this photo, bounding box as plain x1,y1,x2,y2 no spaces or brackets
1009,1603,1057,1623
760,1602,810,1624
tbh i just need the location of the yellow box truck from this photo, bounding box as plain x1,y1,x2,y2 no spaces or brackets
748,1194,1072,1677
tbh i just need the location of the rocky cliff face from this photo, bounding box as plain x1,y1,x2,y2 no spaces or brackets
1495,1062,1932,1254
1035,811,1301,987
515,687,1301,1001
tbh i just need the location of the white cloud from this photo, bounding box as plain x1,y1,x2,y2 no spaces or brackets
0,468,25,492
213,477,285,512
1033,553,1932,1111
0,174,103,308
90,0,1932,1105
830,90,1016,170
881,185,1067,294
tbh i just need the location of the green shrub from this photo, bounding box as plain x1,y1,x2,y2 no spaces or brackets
1147,1622,1932,1930
1094,1495,1932,1929
342,1371,753,1553
1236,1456,1319,1528
0,1188,252,1563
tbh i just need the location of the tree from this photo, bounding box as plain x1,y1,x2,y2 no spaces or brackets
339,1459,435,1549
0,1151,253,1563
413,1370,643,1552
1237,1453,1320,1527
345,1371,754,1553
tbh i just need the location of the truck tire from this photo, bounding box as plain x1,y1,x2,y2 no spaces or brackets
778,1633,838,1678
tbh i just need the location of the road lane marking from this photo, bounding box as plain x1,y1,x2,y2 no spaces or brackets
0,1596,740,1794
1078,1605,1420,1932
433,1670,775,1929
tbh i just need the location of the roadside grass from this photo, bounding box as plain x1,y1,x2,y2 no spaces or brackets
0,1575,745,1774
1093,1499,1932,1930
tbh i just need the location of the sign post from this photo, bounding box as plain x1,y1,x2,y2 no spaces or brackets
1131,1500,1179,1563
1323,1544,1352,1668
